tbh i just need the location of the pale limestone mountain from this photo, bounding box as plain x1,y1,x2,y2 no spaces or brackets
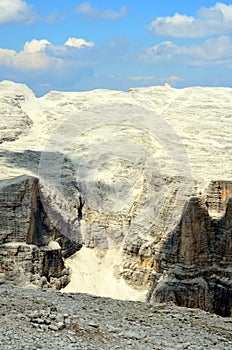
0,80,231,315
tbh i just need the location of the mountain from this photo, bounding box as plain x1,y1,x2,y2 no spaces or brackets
0,80,231,316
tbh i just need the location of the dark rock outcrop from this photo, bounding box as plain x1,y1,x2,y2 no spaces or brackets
125,181,232,316
0,175,81,289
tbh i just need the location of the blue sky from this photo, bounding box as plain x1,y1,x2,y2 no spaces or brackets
0,0,232,95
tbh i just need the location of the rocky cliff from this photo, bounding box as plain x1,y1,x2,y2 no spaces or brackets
0,175,81,289
124,181,232,316
0,80,231,315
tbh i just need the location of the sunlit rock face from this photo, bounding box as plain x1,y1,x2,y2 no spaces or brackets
0,80,231,315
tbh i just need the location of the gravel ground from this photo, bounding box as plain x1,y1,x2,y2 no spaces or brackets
0,285,232,350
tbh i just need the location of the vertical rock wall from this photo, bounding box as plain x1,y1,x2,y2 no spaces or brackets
133,181,232,316
0,175,81,289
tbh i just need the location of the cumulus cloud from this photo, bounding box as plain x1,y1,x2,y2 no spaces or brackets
147,2,232,38
76,2,127,20
0,47,58,70
64,38,94,48
0,49,48,70
0,37,95,70
146,36,232,67
23,39,51,53
0,0,37,24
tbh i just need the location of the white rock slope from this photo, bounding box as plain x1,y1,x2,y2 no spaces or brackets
0,80,231,307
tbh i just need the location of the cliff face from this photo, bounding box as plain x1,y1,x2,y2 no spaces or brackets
0,175,81,289
1,175,231,315
147,182,232,316
0,81,231,315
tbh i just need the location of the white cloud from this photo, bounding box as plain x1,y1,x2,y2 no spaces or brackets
0,38,96,71
0,49,50,70
64,38,94,48
0,0,37,24
146,36,232,67
0,42,60,70
23,39,51,53
147,2,232,38
76,2,127,20
0,47,59,70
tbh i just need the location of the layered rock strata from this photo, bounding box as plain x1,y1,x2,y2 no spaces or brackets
0,81,231,316
0,175,81,289
123,181,232,316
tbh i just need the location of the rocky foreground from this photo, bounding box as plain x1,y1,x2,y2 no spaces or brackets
0,285,232,350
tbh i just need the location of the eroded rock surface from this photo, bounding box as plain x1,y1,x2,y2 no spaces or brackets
0,175,81,289
0,87,33,144
146,181,232,316
0,81,231,316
